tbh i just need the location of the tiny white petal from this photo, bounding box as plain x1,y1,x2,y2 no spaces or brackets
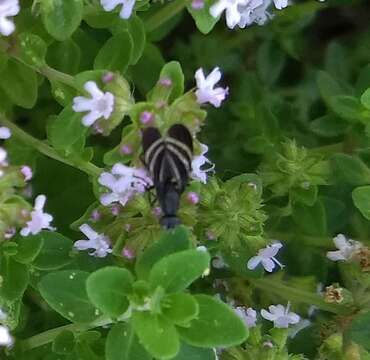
0,0,20,37
195,67,228,107
0,127,11,139
73,81,115,128
100,0,135,19
0,325,12,347
20,195,55,236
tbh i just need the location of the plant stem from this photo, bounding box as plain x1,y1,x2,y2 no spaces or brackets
20,317,112,351
145,0,187,32
1,117,102,177
250,277,350,315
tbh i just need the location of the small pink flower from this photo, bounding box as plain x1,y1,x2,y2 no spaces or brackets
186,191,200,204
120,144,133,155
20,165,32,181
140,111,154,125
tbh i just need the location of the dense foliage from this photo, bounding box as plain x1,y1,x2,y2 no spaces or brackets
1,0,370,359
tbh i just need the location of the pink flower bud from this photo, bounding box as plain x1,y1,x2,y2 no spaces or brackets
159,78,172,87
91,209,101,221
102,72,115,83
191,0,204,9
140,111,154,125
122,246,135,259
152,207,162,217
120,144,133,155
111,205,121,216
186,191,200,204
206,230,216,241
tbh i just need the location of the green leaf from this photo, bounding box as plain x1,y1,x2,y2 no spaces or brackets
40,0,83,41
178,295,248,347
0,60,38,109
257,41,286,86
52,330,75,355
39,270,100,323
13,234,44,264
127,16,146,65
329,95,366,123
309,115,348,137
361,88,370,110
94,32,133,73
148,61,184,104
162,293,199,325
352,186,370,220
131,43,165,94
132,312,180,359
135,226,190,280
48,106,88,156
187,0,218,34
348,311,370,351
0,257,29,301
106,323,151,360
33,231,73,270
149,249,210,293
86,267,134,317
172,343,216,360
18,32,47,67
290,185,318,206
316,70,344,105
47,39,81,74
331,154,370,186
292,200,327,236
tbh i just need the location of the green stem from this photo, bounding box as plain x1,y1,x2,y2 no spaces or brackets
1,117,102,177
145,0,187,32
20,317,112,351
250,277,350,315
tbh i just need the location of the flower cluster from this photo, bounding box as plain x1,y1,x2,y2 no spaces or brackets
98,163,152,207
235,303,300,329
210,0,289,30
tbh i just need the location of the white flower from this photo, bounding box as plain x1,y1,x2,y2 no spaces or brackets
0,309,7,321
261,303,300,328
191,143,215,184
212,254,228,269
74,224,112,258
197,245,208,252
238,0,272,27
234,307,257,328
0,0,20,36
195,67,228,107
209,0,247,29
72,81,114,127
247,242,284,272
273,0,288,9
98,163,152,207
100,0,135,19
0,325,12,347
326,234,361,262
0,147,8,175
20,195,55,236
0,126,11,139
20,165,33,181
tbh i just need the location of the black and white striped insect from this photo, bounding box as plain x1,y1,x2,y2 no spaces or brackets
141,124,193,229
